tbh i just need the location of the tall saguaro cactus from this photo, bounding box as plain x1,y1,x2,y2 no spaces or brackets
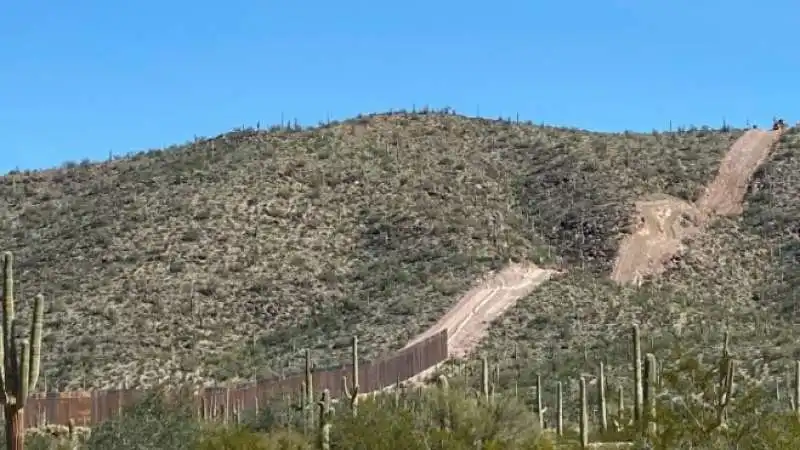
632,324,643,425
342,336,359,417
480,357,490,403
2,252,45,450
304,349,314,430
317,389,333,450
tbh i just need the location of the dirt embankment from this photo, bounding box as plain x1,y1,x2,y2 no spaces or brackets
610,129,783,285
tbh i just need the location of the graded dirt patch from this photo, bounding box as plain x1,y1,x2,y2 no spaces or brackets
610,195,704,285
405,263,557,357
395,263,556,385
611,129,782,285
696,129,783,216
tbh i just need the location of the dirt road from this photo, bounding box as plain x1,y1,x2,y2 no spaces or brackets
396,262,557,384
611,129,782,284
696,129,782,216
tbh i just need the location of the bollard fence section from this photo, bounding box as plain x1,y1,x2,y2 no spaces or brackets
23,330,449,428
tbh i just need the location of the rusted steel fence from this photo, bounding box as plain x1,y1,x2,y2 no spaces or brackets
24,330,448,428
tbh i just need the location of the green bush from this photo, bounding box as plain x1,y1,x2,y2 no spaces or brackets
85,388,201,450
329,386,547,449
195,425,309,450
242,395,306,433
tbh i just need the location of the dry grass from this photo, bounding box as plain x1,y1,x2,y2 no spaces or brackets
2,109,784,393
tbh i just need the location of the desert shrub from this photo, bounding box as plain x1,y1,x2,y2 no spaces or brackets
242,394,306,433
329,387,546,449
0,434,67,450
195,425,309,450
85,388,201,450
646,349,800,449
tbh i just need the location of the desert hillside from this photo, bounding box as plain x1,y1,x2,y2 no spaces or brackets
479,127,800,396
3,110,791,391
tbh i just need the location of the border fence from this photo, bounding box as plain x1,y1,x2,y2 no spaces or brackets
23,330,449,428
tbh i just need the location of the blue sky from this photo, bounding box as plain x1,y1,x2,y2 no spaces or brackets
1,0,797,173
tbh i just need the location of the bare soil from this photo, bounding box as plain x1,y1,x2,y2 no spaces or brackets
610,129,782,285
696,129,783,216
609,195,704,285
405,263,557,358
390,263,556,386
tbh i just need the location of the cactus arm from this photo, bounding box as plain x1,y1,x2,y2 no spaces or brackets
481,357,489,402
6,337,18,399
3,252,16,393
27,294,43,394
633,324,643,424
0,307,5,398
351,336,359,393
304,349,313,404
304,349,314,428
18,341,29,407
342,376,350,398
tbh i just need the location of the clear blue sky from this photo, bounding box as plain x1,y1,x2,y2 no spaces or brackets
1,0,796,173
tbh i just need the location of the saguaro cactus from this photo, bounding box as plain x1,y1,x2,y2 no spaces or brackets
579,377,588,449
437,375,451,431
644,353,658,437
598,362,608,432
300,349,315,433
632,324,643,425
2,252,45,450
317,389,333,450
342,336,359,417
793,361,800,421
480,357,490,403
535,375,544,429
557,381,564,436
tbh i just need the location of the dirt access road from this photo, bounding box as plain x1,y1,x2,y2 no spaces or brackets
611,128,783,284
397,262,557,384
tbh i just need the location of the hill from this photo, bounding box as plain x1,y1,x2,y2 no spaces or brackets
479,126,800,393
2,110,794,391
